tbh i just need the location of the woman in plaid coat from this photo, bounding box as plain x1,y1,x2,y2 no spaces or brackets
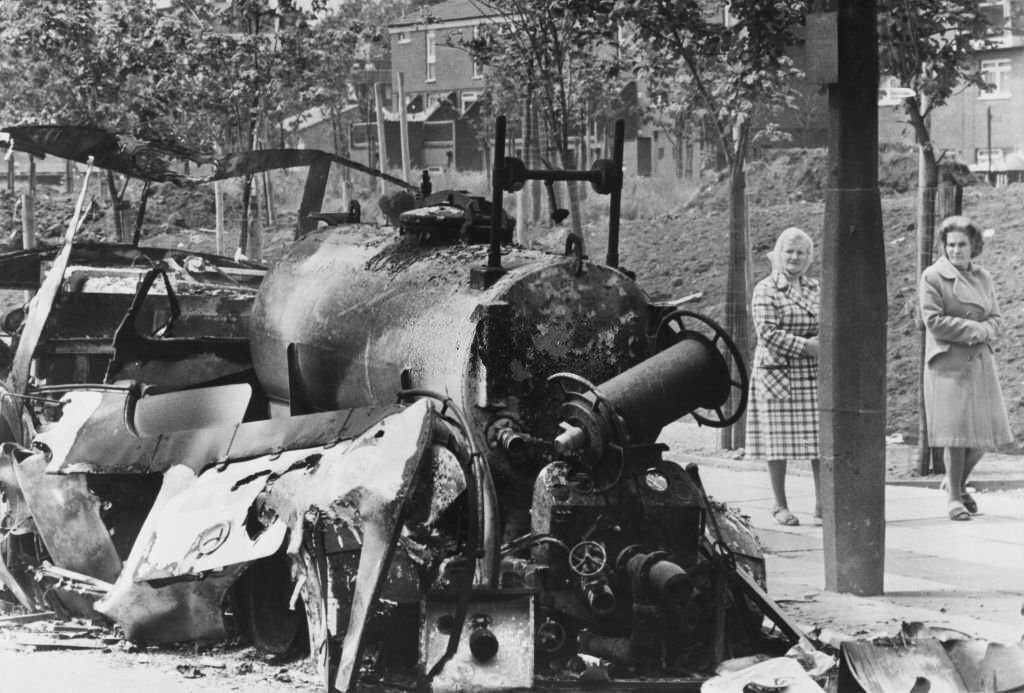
746,227,821,526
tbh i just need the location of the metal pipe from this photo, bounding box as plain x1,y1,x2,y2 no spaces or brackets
488,116,506,270
518,169,598,184
583,579,617,616
605,120,625,268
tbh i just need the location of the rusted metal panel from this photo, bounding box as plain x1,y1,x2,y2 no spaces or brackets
841,638,968,692
128,383,252,437
421,595,534,692
219,405,407,463
41,390,161,475
0,244,265,292
95,400,438,653
130,453,298,580
94,464,248,643
13,450,121,584
43,387,404,475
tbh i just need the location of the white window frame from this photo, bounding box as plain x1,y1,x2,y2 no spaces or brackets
980,1,1014,45
977,148,1004,166
979,58,1011,99
460,90,479,114
397,31,410,44
426,30,437,83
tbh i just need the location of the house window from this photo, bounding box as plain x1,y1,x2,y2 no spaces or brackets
980,1,1011,34
980,59,1011,99
426,30,437,83
397,31,410,44
350,123,372,148
977,148,1005,169
461,91,479,114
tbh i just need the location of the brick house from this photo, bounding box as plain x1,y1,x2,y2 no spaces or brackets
384,0,678,177
384,0,494,172
903,0,1024,182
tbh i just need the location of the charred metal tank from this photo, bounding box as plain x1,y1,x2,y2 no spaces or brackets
249,229,650,524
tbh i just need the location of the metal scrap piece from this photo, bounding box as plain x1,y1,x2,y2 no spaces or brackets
841,637,968,693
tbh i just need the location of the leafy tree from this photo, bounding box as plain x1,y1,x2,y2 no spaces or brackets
0,0,198,238
606,0,805,448
464,0,631,243
877,0,993,472
0,0,393,251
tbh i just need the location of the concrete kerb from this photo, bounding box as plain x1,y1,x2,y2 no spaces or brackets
659,420,1024,489
660,421,1024,647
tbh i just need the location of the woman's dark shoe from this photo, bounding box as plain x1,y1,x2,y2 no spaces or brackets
961,492,979,515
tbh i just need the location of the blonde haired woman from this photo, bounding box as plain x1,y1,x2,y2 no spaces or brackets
747,227,822,526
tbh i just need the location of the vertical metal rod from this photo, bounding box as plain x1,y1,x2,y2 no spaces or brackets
396,71,411,185
373,82,388,196
489,116,506,270
605,120,625,268
987,106,992,183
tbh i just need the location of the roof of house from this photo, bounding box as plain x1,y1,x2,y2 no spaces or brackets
390,0,500,28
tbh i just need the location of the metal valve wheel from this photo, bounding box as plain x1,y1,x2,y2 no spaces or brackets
568,540,607,578
655,309,749,428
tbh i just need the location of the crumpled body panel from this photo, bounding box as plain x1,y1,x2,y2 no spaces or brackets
95,400,450,652
43,387,402,475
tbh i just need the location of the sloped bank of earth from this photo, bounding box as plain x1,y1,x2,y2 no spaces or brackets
612,178,1024,452
2,153,1023,452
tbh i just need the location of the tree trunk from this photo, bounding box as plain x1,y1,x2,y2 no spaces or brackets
525,103,543,227
132,181,151,246
915,143,939,475
721,127,752,450
250,182,264,262
239,172,252,258
106,170,126,243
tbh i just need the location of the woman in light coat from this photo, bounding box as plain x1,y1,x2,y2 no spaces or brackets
920,215,1014,521
747,227,821,526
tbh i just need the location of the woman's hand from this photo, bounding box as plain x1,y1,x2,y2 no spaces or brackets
803,336,820,359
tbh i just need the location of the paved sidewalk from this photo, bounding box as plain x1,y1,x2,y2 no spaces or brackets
659,421,1024,644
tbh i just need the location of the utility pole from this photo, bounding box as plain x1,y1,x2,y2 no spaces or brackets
818,0,887,595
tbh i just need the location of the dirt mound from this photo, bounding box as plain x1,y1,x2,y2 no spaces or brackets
611,178,1024,452
687,146,921,212
2,159,1022,452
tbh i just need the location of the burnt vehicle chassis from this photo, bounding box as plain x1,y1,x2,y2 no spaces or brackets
0,118,815,692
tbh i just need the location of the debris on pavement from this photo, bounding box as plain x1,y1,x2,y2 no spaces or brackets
834,621,1024,693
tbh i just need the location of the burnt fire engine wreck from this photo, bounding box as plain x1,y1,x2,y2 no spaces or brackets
0,114,854,692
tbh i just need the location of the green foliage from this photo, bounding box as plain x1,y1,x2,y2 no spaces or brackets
461,0,632,159
878,0,993,145
606,0,805,167
0,0,408,154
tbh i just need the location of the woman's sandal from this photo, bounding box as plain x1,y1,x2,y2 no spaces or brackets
947,501,972,522
961,493,979,515
772,506,800,526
